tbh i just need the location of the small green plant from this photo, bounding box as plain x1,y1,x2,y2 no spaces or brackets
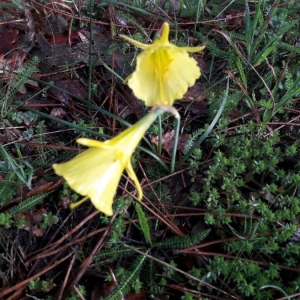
0,213,13,229
28,278,56,293
39,212,59,231
12,111,38,125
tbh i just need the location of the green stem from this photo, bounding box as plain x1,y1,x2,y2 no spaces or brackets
157,114,162,155
170,114,180,173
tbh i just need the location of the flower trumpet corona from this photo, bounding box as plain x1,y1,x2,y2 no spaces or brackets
53,111,160,216
120,22,205,106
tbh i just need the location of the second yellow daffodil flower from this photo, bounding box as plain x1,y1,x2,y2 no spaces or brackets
53,111,162,216
120,22,205,106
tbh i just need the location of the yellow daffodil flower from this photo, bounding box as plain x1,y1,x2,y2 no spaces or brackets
120,22,205,106
53,112,159,216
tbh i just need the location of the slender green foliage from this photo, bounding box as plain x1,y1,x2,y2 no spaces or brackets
9,193,49,216
105,254,147,300
1,57,39,117
0,172,18,208
135,203,152,244
153,229,210,249
94,247,134,262
0,145,33,190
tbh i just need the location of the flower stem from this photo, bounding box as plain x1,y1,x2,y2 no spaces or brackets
157,114,162,155
170,113,181,173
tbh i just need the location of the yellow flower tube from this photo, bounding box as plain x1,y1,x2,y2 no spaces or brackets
53,110,162,216
120,22,205,106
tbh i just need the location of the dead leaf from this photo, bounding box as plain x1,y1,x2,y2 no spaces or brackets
58,196,71,210
0,25,19,55
44,12,68,35
175,82,208,114
151,130,190,156
179,81,206,103
0,119,22,141
14,208,47,236
34,30,111,73
32,226,45,237
46,28,86,46
14,207,46,225
50,107,67,119
47,77,88,105
3,52,27,72
225,9,244,30
19,0,36,53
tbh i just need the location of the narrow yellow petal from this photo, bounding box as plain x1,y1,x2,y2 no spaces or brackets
159,22,170,44
120,34,150,50
125,161,143,200
76,138,110,149
180,45,205,53
69,196,89,210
